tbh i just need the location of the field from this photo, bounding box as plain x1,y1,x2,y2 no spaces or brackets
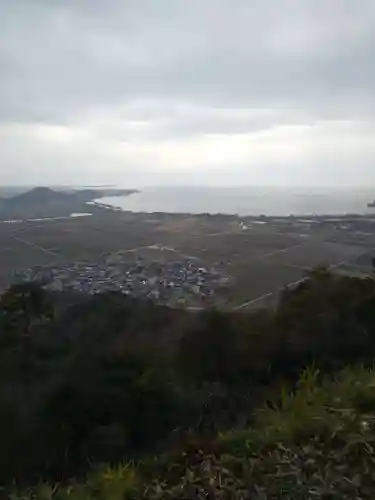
0,212,374,309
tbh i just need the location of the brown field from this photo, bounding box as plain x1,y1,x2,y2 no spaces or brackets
1,213,374,308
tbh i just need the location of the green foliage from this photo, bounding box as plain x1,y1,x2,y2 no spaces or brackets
4,267,375,496
0,282,54,336
13,365,375,499
218,366,375,499
40,350,182,474
178,309,251,387
0,288,186,484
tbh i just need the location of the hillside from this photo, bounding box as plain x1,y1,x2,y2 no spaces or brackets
2,267,375,497
2,186,70,204
20,366,372,499
0,186,137,220
0,187,90,219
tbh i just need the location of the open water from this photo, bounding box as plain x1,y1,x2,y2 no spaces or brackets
97,186,375,217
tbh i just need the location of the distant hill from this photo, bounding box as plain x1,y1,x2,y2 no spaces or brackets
0,187,81,220
0,186,138,220
1,187,74,206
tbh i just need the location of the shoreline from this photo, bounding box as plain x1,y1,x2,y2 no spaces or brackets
96,189,375,220
0,213,92,225
88,200,375,222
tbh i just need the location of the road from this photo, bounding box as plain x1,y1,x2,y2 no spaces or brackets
113,244,199,261
11,236,59,257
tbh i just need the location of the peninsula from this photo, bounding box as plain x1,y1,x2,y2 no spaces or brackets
0,186,138,220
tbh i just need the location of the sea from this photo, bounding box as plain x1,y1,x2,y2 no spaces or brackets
96,186,375,217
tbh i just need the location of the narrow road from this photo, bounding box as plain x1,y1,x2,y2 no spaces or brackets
247,241,309,263
11,236,59,257
114,244,199,261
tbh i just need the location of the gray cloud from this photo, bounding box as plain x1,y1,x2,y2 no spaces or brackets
0,0,375,185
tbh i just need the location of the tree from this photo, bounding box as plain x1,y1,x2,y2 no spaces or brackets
0,282,53,337
178,310,250,388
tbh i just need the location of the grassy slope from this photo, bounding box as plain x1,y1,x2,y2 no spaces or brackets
12,365,375,499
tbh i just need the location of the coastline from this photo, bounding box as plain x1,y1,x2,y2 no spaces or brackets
0,213,92,225
89,199,375,222
95,187,375,219
0,187,139,222
89,189,139,212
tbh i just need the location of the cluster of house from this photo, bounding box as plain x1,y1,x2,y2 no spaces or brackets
12,256,230,308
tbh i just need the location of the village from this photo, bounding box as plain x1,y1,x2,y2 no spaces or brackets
12,252,230,308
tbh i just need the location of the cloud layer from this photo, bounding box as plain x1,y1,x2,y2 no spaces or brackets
1,0,374,186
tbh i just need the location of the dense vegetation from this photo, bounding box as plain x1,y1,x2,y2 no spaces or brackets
2,267,375,498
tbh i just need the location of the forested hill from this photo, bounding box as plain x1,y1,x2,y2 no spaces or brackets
0,186,137,219
3,267,375,498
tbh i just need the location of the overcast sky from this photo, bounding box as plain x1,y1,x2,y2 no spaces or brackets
1,0,375,187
